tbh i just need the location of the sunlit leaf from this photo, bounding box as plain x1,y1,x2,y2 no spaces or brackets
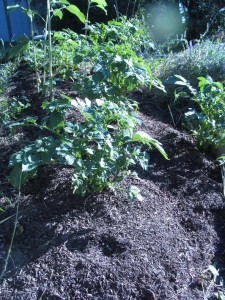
91,0,107,14
53,9,63,19
7,4,20,12
66,5,85,24
132,131,169,159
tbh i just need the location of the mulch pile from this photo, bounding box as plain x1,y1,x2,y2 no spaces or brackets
0,71,225,300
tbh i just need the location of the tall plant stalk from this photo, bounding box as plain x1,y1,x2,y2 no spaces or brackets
47,0,53,100
42,10,49,96
85,0,91,36
27,0,40,93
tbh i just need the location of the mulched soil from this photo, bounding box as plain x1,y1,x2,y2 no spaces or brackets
0,70,225,300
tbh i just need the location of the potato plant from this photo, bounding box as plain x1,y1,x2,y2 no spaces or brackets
9,96,167,199
7,1,168,200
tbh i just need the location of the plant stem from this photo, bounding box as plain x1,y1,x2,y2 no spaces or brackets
42,10,49,94
85,0,91,36
14,123,63,138
47,0,53,100
28,0,40,93
0,173,22,280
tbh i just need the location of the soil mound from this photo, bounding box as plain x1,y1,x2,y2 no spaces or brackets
0,87,225,299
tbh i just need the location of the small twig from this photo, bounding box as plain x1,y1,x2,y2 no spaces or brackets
0,171,22,280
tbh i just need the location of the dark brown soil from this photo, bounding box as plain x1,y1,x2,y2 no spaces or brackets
0,72,225,300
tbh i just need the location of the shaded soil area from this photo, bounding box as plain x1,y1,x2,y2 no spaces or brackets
0,72,225,300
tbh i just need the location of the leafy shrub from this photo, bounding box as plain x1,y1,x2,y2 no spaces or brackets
0,62,23,124
0,62,15,94
175,75,225,153
73,33,164,101
9,96,168,199
8,13,168,200
87,17,155,56
23,30,80,79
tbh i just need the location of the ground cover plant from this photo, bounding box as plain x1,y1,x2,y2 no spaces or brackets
0,1,225,299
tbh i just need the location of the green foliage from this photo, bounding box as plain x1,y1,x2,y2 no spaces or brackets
0,62,15,94
6,4,168,200
52,30,78,75
175,75,225,152
6,0,104,94
0,62,22,124
8,36,31,59
180,0,225,39
73,34,164,100
156,40,225,87
9,96,167,198
0,96,30,125
87,17,155,54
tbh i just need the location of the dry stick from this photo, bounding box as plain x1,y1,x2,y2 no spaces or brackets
0,172,22,280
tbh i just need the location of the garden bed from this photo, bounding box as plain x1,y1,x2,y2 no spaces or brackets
0,73,225,299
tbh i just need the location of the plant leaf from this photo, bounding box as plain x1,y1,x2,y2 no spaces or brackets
91,0,107,14
7,4,20,12
53,9,63,20
128,185,143,201
132,131,169,159
9,164,35,187
66,5,85,24
8,38,30,58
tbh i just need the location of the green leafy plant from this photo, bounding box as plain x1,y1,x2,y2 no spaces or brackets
6,4,168,200
9,96,168,199
87,16,154,54
201,264,225,300
85,0,107,35
0,62,21,124
51,30,78,78
7,0,106,96
175,75,225,197
175,75,225,152
0,96,30,125
73,39,164,101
